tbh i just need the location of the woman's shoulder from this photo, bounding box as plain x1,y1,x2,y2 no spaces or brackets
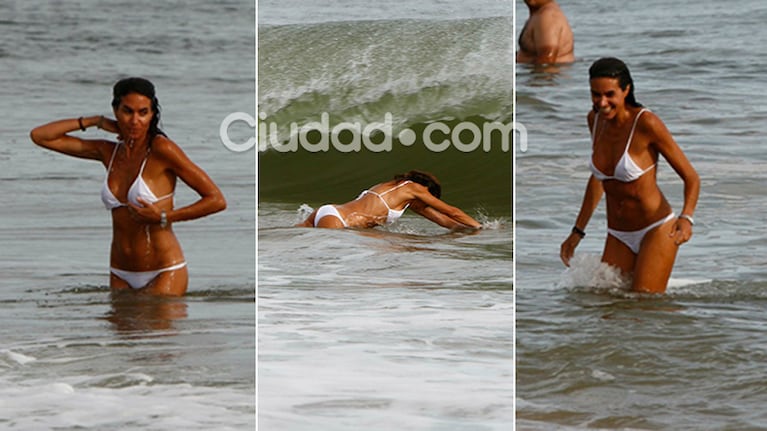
393,179,425,192
403,179,425,189
401,180,431,199
635,107,666,133
150,133,177,149
368,179,422,195
100,139,119,149
149,135,196,171
150,134,185,158
94,139,121,161
632,108,677,148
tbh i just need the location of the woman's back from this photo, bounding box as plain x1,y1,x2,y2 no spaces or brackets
340,180,413,228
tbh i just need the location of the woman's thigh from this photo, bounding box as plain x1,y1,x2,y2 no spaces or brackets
316,215,345,228
631,219,679,294
145,266,189,296
602,234,636,275
297,209,317,227
110,272,131,290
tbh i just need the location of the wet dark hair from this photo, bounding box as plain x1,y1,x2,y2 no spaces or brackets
588,57,642,108
111,77,165,139
394,170,441,198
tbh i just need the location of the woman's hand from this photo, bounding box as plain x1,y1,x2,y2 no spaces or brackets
560,232,582,267
670,217,693,246
128,197,164,226
96,116,120,136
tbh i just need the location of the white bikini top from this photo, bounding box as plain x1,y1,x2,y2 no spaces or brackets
589,108,655,183
356,180,411,224
101,142,173,210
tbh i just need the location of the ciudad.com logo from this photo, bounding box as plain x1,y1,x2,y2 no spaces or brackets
219,112,528,153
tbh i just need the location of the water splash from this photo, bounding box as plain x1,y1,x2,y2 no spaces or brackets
296,203,314,224
475,208,505,230
1,350,37,366
558,253,631,292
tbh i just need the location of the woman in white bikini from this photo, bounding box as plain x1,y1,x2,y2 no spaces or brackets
560,57,700,293
297,170,482,230
31,77,226,296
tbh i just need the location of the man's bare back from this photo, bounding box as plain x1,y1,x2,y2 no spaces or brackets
517,0,574,65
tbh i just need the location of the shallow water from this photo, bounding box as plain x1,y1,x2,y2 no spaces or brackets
258,204,512,430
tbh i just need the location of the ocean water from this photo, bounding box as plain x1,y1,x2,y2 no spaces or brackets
516,0,767,429
258,1,513,429
1,1,255,429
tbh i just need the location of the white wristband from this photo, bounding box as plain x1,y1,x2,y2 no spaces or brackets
678,214,694,226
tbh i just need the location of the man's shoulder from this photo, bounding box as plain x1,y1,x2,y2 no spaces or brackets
537,4,566,21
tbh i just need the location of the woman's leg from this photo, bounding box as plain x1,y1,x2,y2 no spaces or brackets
316,215,345,228
295,209,317,227
143,266,189,296
110,272,131,291
631,218,679,294
602,233,636,275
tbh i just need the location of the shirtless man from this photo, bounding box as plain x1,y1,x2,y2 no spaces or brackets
517,0,574,65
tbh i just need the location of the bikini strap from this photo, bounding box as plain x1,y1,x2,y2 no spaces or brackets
590,111,599,142
137,148,152,175
380,180,412,196
624,108,648,153
106,142,120,173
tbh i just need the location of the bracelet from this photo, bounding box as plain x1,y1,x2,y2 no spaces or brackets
78,117,86,131
678,214,694,226
97,115,104,130
572,226,586,238
160,210,168,229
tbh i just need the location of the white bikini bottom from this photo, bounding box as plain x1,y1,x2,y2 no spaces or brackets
314,205,348,227
110,262,187,289
607,213,675,254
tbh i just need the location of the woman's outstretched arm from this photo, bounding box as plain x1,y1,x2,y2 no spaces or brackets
560,175,604,266
30,116,110,161
409,185,482,230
